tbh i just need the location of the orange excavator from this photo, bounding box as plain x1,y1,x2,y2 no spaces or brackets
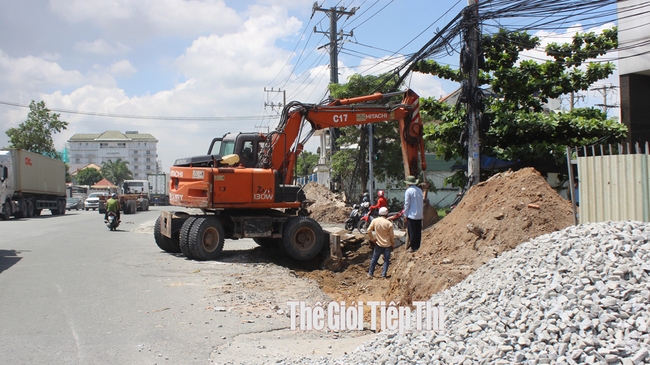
155,89,427,261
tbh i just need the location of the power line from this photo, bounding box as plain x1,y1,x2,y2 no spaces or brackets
0,100,276,121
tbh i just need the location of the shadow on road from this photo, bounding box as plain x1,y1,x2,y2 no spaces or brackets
157,246,327,271
0,249,23,274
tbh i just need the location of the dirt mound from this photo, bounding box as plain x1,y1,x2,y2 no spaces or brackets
297,168,574,318
387,167,575,304
303,182,350,223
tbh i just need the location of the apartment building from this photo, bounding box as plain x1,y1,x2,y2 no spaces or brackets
67,130,159,178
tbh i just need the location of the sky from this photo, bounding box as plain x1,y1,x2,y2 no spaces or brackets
0,0,620,172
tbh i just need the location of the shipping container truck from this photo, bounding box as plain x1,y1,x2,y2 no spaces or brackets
147,173,168,205
0,149,67,219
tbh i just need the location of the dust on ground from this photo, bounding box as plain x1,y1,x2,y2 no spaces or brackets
299,167,575,309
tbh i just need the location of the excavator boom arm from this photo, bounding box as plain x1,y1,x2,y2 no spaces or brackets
265,89,427,184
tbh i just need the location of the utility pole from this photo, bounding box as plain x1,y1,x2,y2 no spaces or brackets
312,4,356,87
465,0,481,186
260,87,286,133
312,3,357,190
561,91,584,111
368,124,374,200
263,87,286,114
591,84,619,116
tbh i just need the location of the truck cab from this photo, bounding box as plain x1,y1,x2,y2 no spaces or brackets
122,180,151,195
0,153,13,210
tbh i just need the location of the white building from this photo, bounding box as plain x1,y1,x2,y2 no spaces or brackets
67,130,159,179
617,0,650,146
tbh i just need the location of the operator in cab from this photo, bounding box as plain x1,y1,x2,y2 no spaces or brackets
104,193,121,223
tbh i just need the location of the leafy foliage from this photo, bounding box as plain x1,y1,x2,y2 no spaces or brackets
101,159,133,186
330,148,360,192
414,27,624,186
5,100,68,158
295,151,319,177
76,168,104,186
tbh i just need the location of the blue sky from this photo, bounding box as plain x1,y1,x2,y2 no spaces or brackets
0,0,619,171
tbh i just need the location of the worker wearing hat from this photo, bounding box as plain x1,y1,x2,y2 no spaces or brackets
367,207,395,278
403,175,423,252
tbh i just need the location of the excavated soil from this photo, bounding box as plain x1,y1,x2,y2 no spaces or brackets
299,168,575,311
303,182,350,223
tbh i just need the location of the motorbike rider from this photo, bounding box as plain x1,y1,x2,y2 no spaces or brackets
104,193,121,223
359,192,371,214
365,190,388,223
369,190,388,214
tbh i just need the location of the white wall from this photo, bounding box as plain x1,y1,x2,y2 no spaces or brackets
618,0,650,75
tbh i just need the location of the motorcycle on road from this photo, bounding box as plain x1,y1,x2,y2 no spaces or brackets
106,212,120,231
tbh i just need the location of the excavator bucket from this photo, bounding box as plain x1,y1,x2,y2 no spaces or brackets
422,198,440,229
421,182,440,229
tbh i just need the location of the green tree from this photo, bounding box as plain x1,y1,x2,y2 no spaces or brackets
295,151,319,177
5,100,68,158
76,168,103,186
415,27,626,186
101,159,133,187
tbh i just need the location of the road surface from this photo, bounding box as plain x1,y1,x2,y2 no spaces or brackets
0,207,373,364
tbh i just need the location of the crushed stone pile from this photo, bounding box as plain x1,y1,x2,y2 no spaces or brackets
283,220,650,365
303,182,350,223
388,167,575,305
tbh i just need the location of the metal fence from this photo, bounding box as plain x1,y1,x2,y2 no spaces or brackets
569,142,650,223
295,173,318,186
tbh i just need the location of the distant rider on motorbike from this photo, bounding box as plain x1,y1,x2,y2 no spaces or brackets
105,193,121,223
366,190,388,223
369,190,388,214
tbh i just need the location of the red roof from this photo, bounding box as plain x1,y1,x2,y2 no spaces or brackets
92,178,117,188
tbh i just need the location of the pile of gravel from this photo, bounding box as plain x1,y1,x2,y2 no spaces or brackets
283,220,650,365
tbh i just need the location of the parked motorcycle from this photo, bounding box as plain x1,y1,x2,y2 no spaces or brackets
106,211,120,231
359,209,405,233
387,210,406,230
344,204,362,232
356,201,372,233
357,213,371,234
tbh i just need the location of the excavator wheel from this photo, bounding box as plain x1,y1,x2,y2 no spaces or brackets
154,216,181,253
281,216,323,261
188,217,225,261
179,216,198,259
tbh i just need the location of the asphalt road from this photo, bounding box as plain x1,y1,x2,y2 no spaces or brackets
0,206,373,365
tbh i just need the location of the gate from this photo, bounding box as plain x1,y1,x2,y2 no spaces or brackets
568,142,650,224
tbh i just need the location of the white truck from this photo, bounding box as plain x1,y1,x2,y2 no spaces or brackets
0,149,67,219
147,173,168,205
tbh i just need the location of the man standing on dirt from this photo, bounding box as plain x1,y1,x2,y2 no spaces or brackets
404,175,423,252
367,207,395,278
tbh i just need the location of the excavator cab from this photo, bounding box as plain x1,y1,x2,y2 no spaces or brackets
174,132,266,168
207,132,265,168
